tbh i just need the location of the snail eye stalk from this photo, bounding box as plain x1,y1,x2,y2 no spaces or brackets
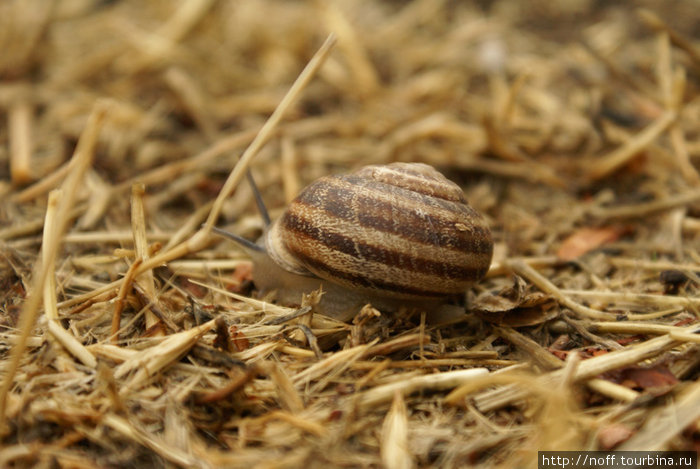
246,170,271,227
211,226,265,253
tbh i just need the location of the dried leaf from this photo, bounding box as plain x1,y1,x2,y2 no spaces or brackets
473,276,559,326
602,365,678,393
213,316,230,351
229,261,254,293
557,226,628,261
230,325,250,351
598,423,634,449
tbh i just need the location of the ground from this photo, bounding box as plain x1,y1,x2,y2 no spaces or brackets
0,1,699,468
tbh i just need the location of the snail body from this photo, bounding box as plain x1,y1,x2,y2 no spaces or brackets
238,162,493,320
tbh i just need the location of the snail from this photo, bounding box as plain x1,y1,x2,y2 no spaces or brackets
217,162,493,321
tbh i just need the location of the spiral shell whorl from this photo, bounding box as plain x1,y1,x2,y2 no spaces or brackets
267,162,493,299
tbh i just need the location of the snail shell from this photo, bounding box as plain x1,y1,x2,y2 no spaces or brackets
254,162,493,315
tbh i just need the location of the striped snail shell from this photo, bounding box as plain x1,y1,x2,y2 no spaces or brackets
262,162,493,304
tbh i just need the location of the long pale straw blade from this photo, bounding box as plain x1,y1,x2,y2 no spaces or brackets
0,100,109,432
106,33,337,280
42,190,61,321
201,33,337,232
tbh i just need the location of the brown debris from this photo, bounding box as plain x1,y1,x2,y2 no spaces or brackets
1,1,700,466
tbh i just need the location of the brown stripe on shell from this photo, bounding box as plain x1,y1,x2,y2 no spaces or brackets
278,222,489,298
298,251,466,298
286,174,493,255
280,211,490,281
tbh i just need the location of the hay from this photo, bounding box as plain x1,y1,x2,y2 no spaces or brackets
1,1,700,467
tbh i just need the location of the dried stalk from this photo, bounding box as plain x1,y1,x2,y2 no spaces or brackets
130,183,161,333
0,100,108,431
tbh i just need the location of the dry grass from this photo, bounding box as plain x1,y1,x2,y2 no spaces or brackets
1,0,700,467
